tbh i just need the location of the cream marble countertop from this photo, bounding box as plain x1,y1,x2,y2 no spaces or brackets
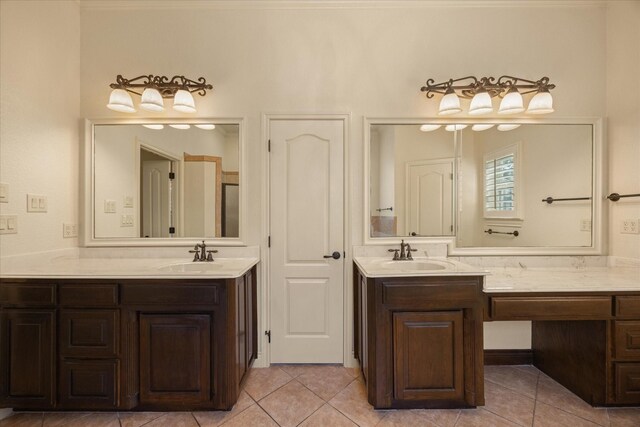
0,255,259,279
483,266,640,293
354,256,489,278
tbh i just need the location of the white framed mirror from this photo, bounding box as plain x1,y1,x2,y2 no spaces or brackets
364,117,604,255
83,118,245,246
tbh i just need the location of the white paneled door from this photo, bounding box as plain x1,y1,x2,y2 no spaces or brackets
269,119,344,363
406,159,454,236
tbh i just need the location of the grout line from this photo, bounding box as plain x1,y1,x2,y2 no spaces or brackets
217,399,259,427
532,369,540,426
255,400,284,426
191,412,201,427
294,402,326,426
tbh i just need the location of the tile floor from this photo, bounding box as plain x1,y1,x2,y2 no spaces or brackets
1,365,639,427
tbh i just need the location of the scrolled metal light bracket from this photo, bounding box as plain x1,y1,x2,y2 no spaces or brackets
420,75,555,99
109,74,213,98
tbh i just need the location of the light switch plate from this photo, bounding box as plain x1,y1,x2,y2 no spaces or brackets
580,219,591,232
622,219,640,234
27,194,47,212
0,215,17,234
104,200,116,213
0,183,8,203
63,223,78,238
120,214,134,227
123,196,133,208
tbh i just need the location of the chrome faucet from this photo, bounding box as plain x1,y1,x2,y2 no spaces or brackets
189,240,218,262
388,239,417,261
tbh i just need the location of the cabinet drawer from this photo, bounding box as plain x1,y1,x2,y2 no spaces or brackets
489,296,612,320
0,282,55,307
615,321,640,360
615,363,640,404
59,310,119,358
616,296,640,318
59,360,119,408
382,280,480,306
59,284,118,307
122,284,219,306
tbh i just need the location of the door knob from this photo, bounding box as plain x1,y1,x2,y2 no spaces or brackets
323,251,341,260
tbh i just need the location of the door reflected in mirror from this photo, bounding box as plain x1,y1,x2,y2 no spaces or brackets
369,124,455,238
94,123,240,239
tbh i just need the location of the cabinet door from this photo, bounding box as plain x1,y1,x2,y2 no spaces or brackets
59,360,119,408
236,277,247,384
393,311,464,401
0,310,55,408
139,314,211,405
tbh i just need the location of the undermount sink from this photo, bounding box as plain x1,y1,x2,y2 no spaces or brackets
157,262,225,273
382,260,447,271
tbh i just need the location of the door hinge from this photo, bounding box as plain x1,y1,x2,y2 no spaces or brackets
450,173,454,180
268,139,271,152
265,330,271,343
450,224,454,232
169,172,175,180
268,236,271,248
169,227,175,234
344,251,346,259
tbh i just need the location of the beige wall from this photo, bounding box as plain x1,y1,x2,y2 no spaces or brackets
607,1,640,261
0,0,80,257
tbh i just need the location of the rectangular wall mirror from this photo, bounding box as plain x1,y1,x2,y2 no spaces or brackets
365,119,602,254
85,120,243,245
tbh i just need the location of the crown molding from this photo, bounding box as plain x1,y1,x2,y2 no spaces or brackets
79,0,608,11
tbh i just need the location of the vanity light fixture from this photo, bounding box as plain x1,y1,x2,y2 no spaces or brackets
106,75,212,114
421,76,555,116
169,124,191,130
471,124,495,131
419,124,441,132
142,124,164,130
445,124,467,131
195,124,216,130
497,124,521,131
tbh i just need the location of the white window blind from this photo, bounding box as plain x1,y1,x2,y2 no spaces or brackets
483,143,521,218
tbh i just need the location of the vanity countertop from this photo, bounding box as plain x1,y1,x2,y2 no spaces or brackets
483,265,640,293
354,256,489,278
0,255,259,279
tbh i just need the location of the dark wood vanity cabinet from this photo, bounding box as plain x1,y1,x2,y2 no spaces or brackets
485,291,640,406
354,265,484,409
0,266,257,411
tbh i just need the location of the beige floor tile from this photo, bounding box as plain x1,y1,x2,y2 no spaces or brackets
483,380,535,426
296,365,356,401
328,378,387,427
607,407,640,427
533,402,602,427
513,365,542,378
65,413,119,427
0,413,43,427
298,404,357,427
378,409,442,427
221,405,278,427
142,412,198,427
243,367,293,401
536,375,609,426
193,391,254,427
413,408,461,427
258,380,324,427
118,412,167,427
42,412,91,427
455,408,520,427
484,365,539,399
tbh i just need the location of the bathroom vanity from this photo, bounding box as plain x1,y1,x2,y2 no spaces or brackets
0,258,258,411
353,257,487,409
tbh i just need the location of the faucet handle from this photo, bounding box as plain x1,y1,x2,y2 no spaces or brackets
206,249,218,262
388,249,400,260
189,249,200,262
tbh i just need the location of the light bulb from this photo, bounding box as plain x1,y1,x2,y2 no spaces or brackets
527,89,554,114
140,88,165,112
469,90,493,115
498,87,524,114
173,89,196,113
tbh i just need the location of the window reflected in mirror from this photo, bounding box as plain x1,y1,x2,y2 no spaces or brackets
93,123,240,239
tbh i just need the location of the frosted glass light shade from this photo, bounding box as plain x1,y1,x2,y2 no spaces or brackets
469,91,493,115
471,124,495,131
497,124,521,131
107,89,136,113
173,89,196,113
142,124,164,130
419,124,441,132
169,124,191,130
140,88,165,112
498,89,525,114
527,90,554,114
445,124,467,132
438,89,462,115
195,124,216,130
